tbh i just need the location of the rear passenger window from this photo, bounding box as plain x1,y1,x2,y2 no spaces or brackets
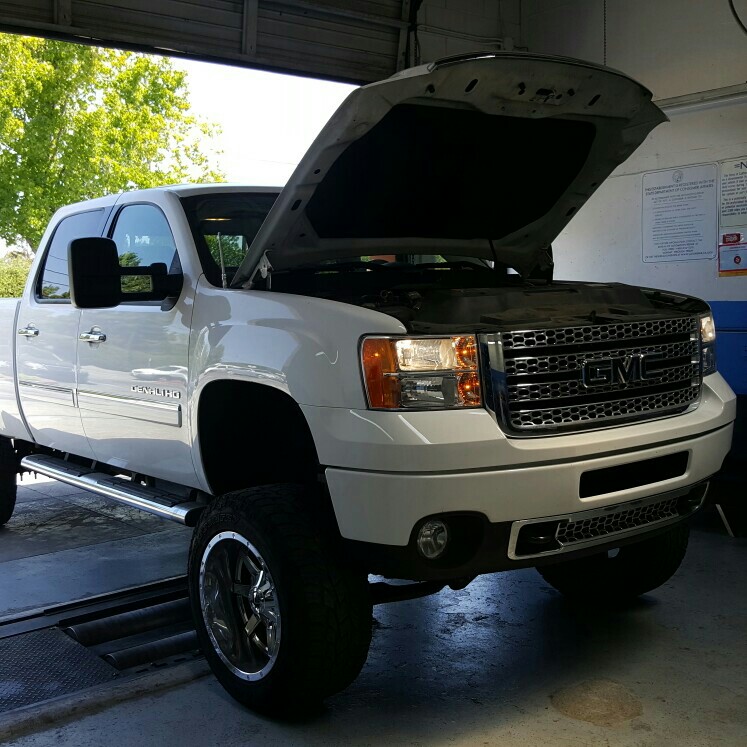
37,209,105,301
111,204,180,275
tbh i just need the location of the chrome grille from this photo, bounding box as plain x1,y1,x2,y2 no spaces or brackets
485,316,701,434
504,341,696,376
556,497,679,545
512,387,699,428
502,317,696,349
508,363,696,400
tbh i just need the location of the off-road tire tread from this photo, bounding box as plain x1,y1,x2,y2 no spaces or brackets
0,438,17,526
537,521,690,601
188,483,371,715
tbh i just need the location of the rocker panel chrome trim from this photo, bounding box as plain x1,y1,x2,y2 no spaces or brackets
77,390,182,427
18,381,76,407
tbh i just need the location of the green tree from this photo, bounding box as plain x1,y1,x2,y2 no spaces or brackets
118,250,151,294
0,35,224,251
204,234,246,268
118,251,141,268
0,254,33,298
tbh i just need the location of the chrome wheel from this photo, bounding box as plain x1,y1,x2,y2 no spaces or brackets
199,531,281,681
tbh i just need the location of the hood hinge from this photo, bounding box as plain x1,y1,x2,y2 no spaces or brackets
244,253,273,289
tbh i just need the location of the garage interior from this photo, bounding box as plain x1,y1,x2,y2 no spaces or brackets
0,1,745,745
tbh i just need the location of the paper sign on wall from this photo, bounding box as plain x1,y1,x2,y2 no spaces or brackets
720,157,747,227
642,164,718,262
718,243,747,277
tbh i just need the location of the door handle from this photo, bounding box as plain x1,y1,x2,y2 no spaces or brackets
18,325,39,337
79,330,107,343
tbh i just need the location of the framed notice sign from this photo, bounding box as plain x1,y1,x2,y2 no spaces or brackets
720,157,747,227
642,164,718,262
718,243,747,277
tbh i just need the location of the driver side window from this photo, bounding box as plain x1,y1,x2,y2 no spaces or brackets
111,204,181,295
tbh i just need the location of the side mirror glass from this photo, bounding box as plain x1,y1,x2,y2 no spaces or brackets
69,238,184,309
69,237,121,308
119,262,184,307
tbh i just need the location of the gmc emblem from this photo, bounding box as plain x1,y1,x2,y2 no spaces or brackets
581,354,659,387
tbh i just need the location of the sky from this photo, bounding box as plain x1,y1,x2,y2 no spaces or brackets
0,55,356,257
173,58,357,186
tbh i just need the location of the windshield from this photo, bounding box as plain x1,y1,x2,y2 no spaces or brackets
181,192,278,286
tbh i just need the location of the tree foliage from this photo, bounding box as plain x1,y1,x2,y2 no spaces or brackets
0,35,224,251
205,234,247,268
0,254,32,298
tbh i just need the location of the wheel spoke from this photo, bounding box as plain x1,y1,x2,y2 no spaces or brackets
259,596,279,626
204,572,221,606
240,552,261,579
202,571,233,649
251,632,270,657
216,546,234,589
212,617,232,639
254,568,266,594
265,623,279,656
231,582,254,598
257,573,272,595
244,612,260,637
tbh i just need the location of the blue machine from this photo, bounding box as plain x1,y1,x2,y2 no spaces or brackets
710,300,747,396
709,299,745,530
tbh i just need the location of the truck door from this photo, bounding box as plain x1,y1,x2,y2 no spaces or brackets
76,200,198,487
16,209,107,458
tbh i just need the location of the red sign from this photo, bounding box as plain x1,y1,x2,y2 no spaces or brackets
722,233,742,244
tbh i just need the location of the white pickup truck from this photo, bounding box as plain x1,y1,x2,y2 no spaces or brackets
0,53,735,714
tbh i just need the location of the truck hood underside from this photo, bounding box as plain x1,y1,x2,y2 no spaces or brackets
234,53,666,286
268,262,709,335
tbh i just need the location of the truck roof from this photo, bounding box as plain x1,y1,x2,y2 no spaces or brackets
159,183,282,197
59,183,282,213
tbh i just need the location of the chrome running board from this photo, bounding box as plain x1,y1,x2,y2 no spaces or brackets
21,454,205,527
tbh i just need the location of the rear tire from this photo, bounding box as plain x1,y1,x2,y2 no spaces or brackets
537,522,690,602
188,483,372,716
0,438,18,526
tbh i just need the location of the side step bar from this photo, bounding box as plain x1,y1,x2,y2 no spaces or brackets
21,454,206,526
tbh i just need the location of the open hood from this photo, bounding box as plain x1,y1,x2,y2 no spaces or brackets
233,52,666,287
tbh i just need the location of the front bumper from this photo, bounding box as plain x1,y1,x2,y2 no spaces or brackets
310,372,735,579
325,421,733,546
342,483,708,581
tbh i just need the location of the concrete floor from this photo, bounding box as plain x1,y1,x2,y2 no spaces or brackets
0,477,744,746
0,475,191,618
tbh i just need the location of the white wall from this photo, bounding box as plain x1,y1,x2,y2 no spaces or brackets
417,0,521,61
522,0,747,99
521,0,747,304
552,100,747,301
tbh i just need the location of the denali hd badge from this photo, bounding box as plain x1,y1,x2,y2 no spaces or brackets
131,385,181,399
581,354,659,388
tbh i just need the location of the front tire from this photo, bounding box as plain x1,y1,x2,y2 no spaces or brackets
537,522,690,602
0,438,18,526
188,484,372,716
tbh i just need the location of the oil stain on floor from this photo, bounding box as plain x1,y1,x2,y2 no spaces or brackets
551,678,643,727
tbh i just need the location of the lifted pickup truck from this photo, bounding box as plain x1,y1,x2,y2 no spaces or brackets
0,53,735,714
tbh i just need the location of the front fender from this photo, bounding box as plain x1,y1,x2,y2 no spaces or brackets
189,278,405,409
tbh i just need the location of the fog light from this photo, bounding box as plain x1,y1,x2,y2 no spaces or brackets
417,520,449,560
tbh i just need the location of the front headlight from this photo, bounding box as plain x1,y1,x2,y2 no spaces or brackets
361,335,481,409
699,312,717,375
700,313,716,344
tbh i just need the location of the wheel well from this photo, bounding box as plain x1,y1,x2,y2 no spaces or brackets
197,381,321,496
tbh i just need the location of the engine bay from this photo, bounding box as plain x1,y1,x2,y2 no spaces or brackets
267,258,709,333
